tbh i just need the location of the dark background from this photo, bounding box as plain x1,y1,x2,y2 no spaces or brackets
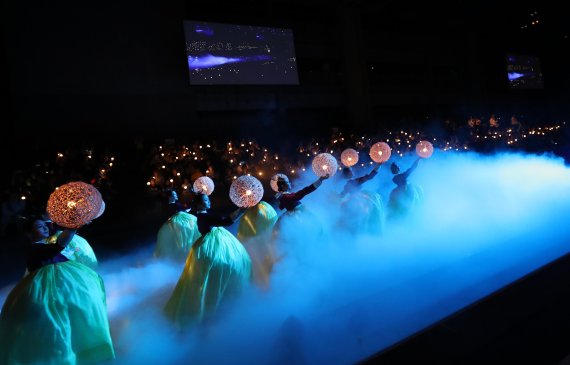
0,0,568,170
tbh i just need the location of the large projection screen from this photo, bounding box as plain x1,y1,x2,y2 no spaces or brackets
184,21,299,85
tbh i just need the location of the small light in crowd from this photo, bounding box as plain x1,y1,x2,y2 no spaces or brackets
258,172,263,176
101,169,105,173
21,196,26,200
109,163,113,167
176,172,181,176
147,182,151,186
88,155,92,159
162,165,166,169
183,185,188,190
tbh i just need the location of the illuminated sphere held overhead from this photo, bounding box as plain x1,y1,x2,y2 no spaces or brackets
341,148,359,167
270,173,288,193
193,176,215,196
230,176,264,208
47,182,103,229
369,142,392,163
312,153,338,178
416,140,434,158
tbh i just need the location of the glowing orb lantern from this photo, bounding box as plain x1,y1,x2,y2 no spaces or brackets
341,148,359,167
230,176,264,208
270,173,288,193
47,182,103,229
312,153,338,178
193,176,215,196
416,140,434,158
369,142,392,163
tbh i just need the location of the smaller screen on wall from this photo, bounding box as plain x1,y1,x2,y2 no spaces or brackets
506,54,544,89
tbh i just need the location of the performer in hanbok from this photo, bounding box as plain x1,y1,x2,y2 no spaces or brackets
0,217,115,365
276,174,329,214
164,194,251,327
339,163,385,234
387,158,423,219
271,174,329,262
237,200,278,289
340,163,380,197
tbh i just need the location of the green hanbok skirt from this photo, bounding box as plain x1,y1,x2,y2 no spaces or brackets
164,227,251,327
0,261,115,365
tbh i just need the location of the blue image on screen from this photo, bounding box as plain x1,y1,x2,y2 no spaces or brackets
506,54,544,89
184,21,299,85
